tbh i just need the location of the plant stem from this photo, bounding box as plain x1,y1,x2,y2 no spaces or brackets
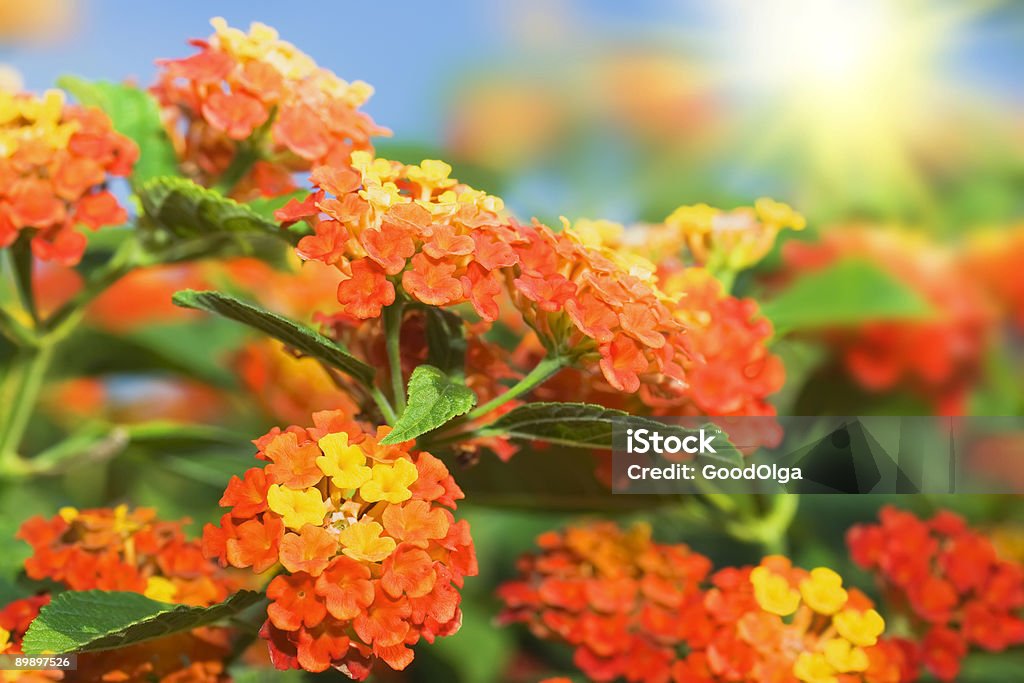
213,144,261,197
467,354,568,420
9,239,39,326
383,302,407,412
0,342,53,469
370,386,398,425
0,305,36,347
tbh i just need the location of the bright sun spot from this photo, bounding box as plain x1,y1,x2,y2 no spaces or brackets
735,0,898,94
709,0,988,209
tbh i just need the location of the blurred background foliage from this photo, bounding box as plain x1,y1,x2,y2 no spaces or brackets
1,0,1023,680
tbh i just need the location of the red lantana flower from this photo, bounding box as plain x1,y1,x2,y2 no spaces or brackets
847,506,1024,680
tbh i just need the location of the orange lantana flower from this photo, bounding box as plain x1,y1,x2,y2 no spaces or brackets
202,410,477,678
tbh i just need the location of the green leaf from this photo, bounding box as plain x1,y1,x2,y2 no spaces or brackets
137,176,282,246
381,365,476,444
172,289,375,386
22,590,263,655
478,402,721,453
760,258,934,336
58,76,178,183
425,308,467,377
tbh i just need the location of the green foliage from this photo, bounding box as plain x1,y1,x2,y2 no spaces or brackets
57,76,178,184
136,177,289,257
172,289,375,385
22,590,262,655
425,308,468,377
381,365,476,444
760,258,934,337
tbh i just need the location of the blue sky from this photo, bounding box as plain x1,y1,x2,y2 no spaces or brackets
4,0,1020,145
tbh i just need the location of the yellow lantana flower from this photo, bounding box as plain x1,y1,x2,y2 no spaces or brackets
267,484,326,530
794,651,837,683
799,567,848,615
144,576,178,603
833,608,885,647
751,566,800,616
823,638,869,673
360,458,418,504
337,519,396,562
317,432,372,489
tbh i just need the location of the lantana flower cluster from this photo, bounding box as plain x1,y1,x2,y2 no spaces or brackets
201,410,478,678
278,154,696,395
847,506,1024,681
497,522,712,683
687,558,902,683
526,230,785,456
9,505,238,682
0,89,137,264
653,198,807,272
153,18,388,196
17,504,235,606
499,522,904,683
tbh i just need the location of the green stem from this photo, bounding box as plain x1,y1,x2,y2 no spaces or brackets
0,305,36,347
383,302,407,412
9,238,39,327
0,342,54,469
370,386,398,425
467,354,568,420
723,493,800,554
213,146,260,196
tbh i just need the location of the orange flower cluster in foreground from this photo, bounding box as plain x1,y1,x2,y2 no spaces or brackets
499,522,905,683
10,506,238,682
202,410,477,678
783,228,992,415
153,19,387,196
0,89,136,264
848,506,1024,681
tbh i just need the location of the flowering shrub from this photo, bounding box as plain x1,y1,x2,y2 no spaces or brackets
0,13,1021,683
